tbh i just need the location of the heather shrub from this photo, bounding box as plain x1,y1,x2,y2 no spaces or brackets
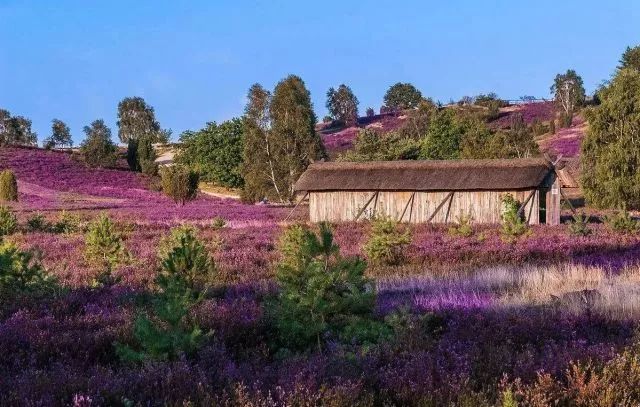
0,242,56,299
270,223,388,352
0,169,18,202
116,227,215,362
84,214,127,286
448,212,474,237
549,118,556,134
160,165,199,205
500,194,529,242
567,212,592,236
0,206,17,237
211,216,227,230
364,216,412,266
604,210,640,234
52,210,83,234
26,212,48,232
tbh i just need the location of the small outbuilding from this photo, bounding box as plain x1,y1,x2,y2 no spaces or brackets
293,158,561,225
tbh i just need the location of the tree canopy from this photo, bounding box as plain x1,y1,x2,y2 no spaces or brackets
326,84,359,126
117,97,167,143
619,45,640,71
383,82,423,110
0,109,37,146
44,119,73,148
242,76,325,203
80,119,117,168
178,118,244,188
551,69,585,126
582,68,640,209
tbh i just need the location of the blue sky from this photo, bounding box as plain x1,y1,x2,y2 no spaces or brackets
1,1,638,145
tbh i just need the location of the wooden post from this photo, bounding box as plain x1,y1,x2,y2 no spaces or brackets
284,191,309,222
526,191,535,224
408,193,415,223
444,192,455,223
559,187,577,215
399,192,416,222
546,177,561,225
354,191,379,221
517,189,536,218
427,191,454,223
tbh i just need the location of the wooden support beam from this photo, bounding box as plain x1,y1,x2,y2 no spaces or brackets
444,192,455,223
517,189,536,218
354,191,379,221
427,191,454,223
399,192,416,222
526,191,535,223
284,191,309,222
559,187,577,215
408,192,415,223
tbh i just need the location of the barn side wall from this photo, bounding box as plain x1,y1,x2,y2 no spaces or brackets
309,190,540,224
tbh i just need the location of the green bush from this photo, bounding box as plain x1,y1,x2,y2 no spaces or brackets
116,227,215,362
160,165,199,205
26,213,48,232
604,210,640,234
0,170,18,202
364,216,412,266
0,242,57,299
84,214,127,285
500,194,529,242
567,212,592,236
0,206,17,237
448,212,474,237
211,216,227,230
270,223,389,352
52,211,82,234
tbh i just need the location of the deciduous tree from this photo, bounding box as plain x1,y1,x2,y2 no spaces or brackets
326,84,359,126
384,82,423,110
44,119,73,148
117,97,167,143
619,45,640,71
551,70,585,127
80,120,117,168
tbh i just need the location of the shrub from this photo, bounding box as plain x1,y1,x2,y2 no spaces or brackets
0,242,56,298
116,227,215,362
448,212,474,237
26,213,48,232
270,223,389,352
160,166,199,205
0,206,17,237
549,119,556,134
0,170,18,202
567,212,592,236
500,194,529,242
364,216,412,266
80,119,118,168
52,210,82,234
604,210,640,234
84,214,127,285
211,216,227,230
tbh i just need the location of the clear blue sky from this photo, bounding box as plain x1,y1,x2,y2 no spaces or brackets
1,1,638,145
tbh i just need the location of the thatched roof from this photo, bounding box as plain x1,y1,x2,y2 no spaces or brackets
294,158,554,192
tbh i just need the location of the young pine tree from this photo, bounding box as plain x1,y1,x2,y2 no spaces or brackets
0,170,18,202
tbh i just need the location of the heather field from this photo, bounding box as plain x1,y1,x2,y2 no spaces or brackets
3,146,640,405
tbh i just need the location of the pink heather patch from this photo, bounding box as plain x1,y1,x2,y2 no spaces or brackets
490,101,556,129
540,115,587,157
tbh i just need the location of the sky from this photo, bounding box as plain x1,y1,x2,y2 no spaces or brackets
1,0,638,145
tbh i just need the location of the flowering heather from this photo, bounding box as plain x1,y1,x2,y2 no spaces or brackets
539,115,587,157
490,101,556,129
322,113,407,154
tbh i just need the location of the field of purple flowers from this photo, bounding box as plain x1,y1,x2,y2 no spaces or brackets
2,146,640,405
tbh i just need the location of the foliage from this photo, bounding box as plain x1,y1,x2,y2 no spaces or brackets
619,44,640,71
500,194,529,242
551,69,585,121
116,97,167,143
474,92,509,108
44,119,73,148
178,118,244,188
326,84,359,126
242,76,325,203
117,227,215,362
604,210,640,234
160,165,199,205
548,118,556,134
448,212,474,237
366,107,375,117
364,216,412,266
270,223,387,352
211,216,226,230
0,109,37,146
567,212,592,236
338,129,420,162
582,68,640,209
26,213,48,232
80,119,118,168
419,109,464,159
383,82,423,110
0,169,18,202
52,211,83,234
84,214,127,284
0,206,17,237
0,242,56,297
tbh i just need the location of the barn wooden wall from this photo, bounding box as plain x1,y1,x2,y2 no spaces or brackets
309,189,541,224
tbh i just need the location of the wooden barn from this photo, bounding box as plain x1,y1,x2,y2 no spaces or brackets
293,158,561,225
